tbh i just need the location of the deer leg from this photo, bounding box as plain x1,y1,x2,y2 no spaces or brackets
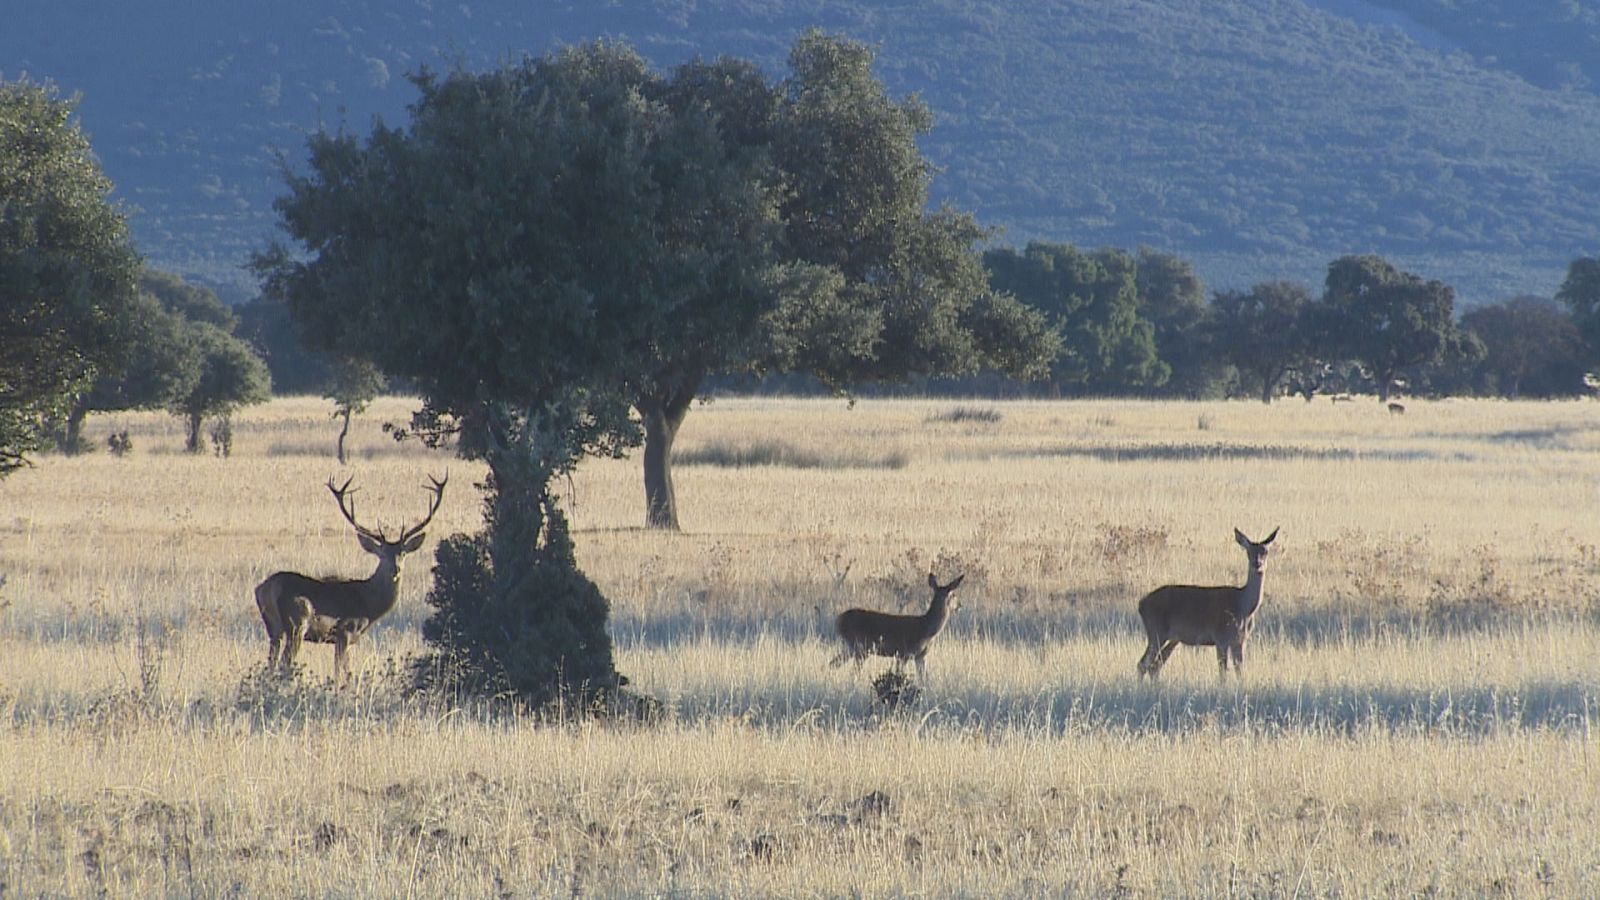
334,627,351,685
1230,641,1245,677
1137,633,1163,677
914,652,928,683
281,597,311,674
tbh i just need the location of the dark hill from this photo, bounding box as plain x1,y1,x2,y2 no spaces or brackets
6,0,1598,304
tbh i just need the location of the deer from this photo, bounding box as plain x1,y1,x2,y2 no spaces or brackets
1136,527,1278,680
830,572,965,681
255,473,447,681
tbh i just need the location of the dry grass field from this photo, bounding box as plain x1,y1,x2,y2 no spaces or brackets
1,395,1597,897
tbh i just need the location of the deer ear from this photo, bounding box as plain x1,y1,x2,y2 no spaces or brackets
1262,527,1279,545
948,573,965,590
401,531,427,554
1234,528,1249,547
357,533,384,555
928,572,938,589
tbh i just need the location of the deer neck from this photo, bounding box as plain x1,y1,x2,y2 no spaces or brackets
1236,566,1264,620
360,556,405,617
922,594,953,637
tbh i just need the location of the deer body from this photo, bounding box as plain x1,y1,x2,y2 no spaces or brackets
256,475,445,681
1137,528,1276,679
831,573,964,680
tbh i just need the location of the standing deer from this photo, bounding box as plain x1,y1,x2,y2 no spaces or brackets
255,473,447,681
1136,527,1278,680
830,573,965,681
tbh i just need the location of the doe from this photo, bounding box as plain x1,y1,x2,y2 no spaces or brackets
1136,527,1277,680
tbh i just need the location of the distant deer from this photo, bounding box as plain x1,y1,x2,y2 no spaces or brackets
255,473,447,681
830,573,965,681
1136,527,1278,680
1387,402,1406,415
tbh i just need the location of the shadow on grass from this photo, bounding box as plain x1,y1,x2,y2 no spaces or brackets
993,442,1472,464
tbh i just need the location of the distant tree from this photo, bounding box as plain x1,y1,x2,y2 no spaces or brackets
1308,255,1466,402
324,356,386,464
54,269,230,453
1209,281,1314,404
139,268,236,330
55,290,202,452
0,80,142,475
170,323,271,454
235,291,336,394
1134,247,1224,397
984,242,1163,393
1556,255,1600,368
1460,296,1586,398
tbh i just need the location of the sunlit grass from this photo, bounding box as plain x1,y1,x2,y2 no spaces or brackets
1,395,1598,895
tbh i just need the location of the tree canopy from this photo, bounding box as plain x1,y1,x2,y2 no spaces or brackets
0,80,142,475
983,242,1162,394
1307,255,1467,401
1210,281,1313,404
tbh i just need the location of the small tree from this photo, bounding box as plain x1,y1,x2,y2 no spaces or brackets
324,356,385,464
1,80,141,475
170,323,272,454
1210,281,1314,403
1308,255,1465,402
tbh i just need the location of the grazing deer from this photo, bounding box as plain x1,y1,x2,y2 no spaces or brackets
830,573,965,681
1136,527,1277,680
255,474,447,681
1387,402,1406,415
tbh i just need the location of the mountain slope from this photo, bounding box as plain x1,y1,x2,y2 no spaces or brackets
5,0,1598,303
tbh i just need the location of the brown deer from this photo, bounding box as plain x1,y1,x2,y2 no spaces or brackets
255,473,447,681
1136,527,1277,680
830,573,965,681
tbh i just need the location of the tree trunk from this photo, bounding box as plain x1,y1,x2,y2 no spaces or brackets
637,380,700,531
1260,372,1276,405
336,407,352,465
62,404,89,455
185,411,204,453
1378,376,1393,403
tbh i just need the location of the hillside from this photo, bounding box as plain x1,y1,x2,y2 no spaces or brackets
6,0,1599,304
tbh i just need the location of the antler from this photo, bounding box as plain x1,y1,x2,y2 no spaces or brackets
397,472,448,544
327,476,386,542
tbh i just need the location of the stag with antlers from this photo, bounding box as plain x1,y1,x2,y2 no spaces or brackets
255,473,447,681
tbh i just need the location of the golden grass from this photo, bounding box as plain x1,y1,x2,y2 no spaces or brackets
1,395,1597,896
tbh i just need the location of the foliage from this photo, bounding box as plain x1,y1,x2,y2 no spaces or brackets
627,32,1058,529
1135,247,1223,398
1460,296,1587,398
984,242,1164,393
1210,281,1314,403
1555,255,1600,367
234,291,336,394
0,80,142,475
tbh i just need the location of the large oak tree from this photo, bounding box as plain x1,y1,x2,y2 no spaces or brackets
1,80,142,475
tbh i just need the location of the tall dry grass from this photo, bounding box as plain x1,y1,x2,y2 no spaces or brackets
0,395,1596,896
